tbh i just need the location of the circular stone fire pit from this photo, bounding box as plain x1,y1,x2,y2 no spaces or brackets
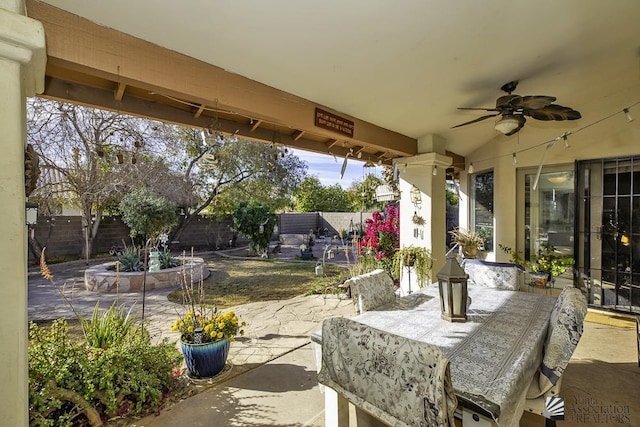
84,257,210,293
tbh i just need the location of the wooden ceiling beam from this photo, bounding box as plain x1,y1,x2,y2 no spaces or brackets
27,0,417,157
42,77,364,160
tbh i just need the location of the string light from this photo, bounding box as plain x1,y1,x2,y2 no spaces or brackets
512,153,517,165
432,165,438,176
466,103,639,172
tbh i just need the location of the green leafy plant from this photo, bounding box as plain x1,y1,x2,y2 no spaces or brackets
449,227,484,248
392,246,433,288
119,188,179,245
499,243,574,277
29,320,182,426
117,243,143,272
159,247,179,269
31,251,182,425
232,200,278,255
81,302,138,349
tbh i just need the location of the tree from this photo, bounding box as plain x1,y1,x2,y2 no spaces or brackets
119,188,178,244
27,98,168,259
293,177,355,212
159,127,307,240
27,99,307,258
232,200,278,255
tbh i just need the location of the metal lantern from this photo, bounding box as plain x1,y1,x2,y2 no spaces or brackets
437,255,469,322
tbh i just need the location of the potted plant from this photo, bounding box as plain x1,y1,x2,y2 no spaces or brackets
392,246,433,288
499,243,574,287
171,307,246,378
449,227,484,258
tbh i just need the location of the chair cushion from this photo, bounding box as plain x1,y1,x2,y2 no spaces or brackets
463,259,525,291
318,317,457,427
346,269,397,315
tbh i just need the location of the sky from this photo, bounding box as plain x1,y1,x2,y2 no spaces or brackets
290,148,383,189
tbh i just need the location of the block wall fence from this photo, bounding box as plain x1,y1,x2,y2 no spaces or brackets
29,211,376,260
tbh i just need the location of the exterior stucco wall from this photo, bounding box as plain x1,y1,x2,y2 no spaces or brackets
460,118,640,263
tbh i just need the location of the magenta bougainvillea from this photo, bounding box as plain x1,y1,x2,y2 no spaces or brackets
361,204,399,272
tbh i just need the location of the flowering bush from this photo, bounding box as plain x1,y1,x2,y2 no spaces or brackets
172,307,246,344
360,204,399,274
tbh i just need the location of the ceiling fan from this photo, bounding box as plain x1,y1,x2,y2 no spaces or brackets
451,81,581,136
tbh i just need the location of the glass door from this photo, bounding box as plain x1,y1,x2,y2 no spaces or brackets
577,157,640,313
517,165,575,290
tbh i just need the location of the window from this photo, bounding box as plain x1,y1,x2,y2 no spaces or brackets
470,170,494,251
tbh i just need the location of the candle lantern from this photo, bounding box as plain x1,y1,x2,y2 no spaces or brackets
437,255,469,322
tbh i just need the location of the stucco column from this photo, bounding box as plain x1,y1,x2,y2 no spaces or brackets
0,1,46,425
394,135,451,294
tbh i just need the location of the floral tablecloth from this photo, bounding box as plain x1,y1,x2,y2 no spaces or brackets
314,285,556,427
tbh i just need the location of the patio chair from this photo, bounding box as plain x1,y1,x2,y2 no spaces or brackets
462,259,525,291
346,269,397,315
318,317,457,427
528,286,587,399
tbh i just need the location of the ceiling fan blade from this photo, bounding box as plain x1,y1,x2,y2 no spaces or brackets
524,104,581,121
504,115,527,136
451,113,500,129
510,95,556,110
457,107,500,112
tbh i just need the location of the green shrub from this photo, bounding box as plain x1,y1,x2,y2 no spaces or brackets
29,318,182,425
81,302,137,349
117,245,143,272
159,248,179,269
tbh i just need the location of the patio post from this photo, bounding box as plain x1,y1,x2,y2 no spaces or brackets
0,1,46,425
395,135,451,294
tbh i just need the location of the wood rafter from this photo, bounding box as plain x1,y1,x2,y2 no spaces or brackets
250,119,262,132
291,130,305,141
194,104,206,118
114,82,126,101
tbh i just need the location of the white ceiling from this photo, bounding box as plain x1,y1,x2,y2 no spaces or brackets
38,0,640,156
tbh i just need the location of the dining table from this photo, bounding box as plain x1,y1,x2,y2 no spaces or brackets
311,284,557,427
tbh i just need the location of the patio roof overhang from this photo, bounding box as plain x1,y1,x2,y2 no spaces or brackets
28,0,468,174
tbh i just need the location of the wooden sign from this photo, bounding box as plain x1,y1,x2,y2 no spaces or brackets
314,108,354,138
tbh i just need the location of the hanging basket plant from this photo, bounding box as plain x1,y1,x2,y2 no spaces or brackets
392,246,433,288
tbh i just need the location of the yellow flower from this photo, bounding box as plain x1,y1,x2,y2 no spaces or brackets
217,332,223,339
188,326,194,333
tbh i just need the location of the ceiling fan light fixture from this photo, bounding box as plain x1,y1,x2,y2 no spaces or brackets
494,115,520,134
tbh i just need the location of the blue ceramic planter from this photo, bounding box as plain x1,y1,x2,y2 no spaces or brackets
180,339,230,378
